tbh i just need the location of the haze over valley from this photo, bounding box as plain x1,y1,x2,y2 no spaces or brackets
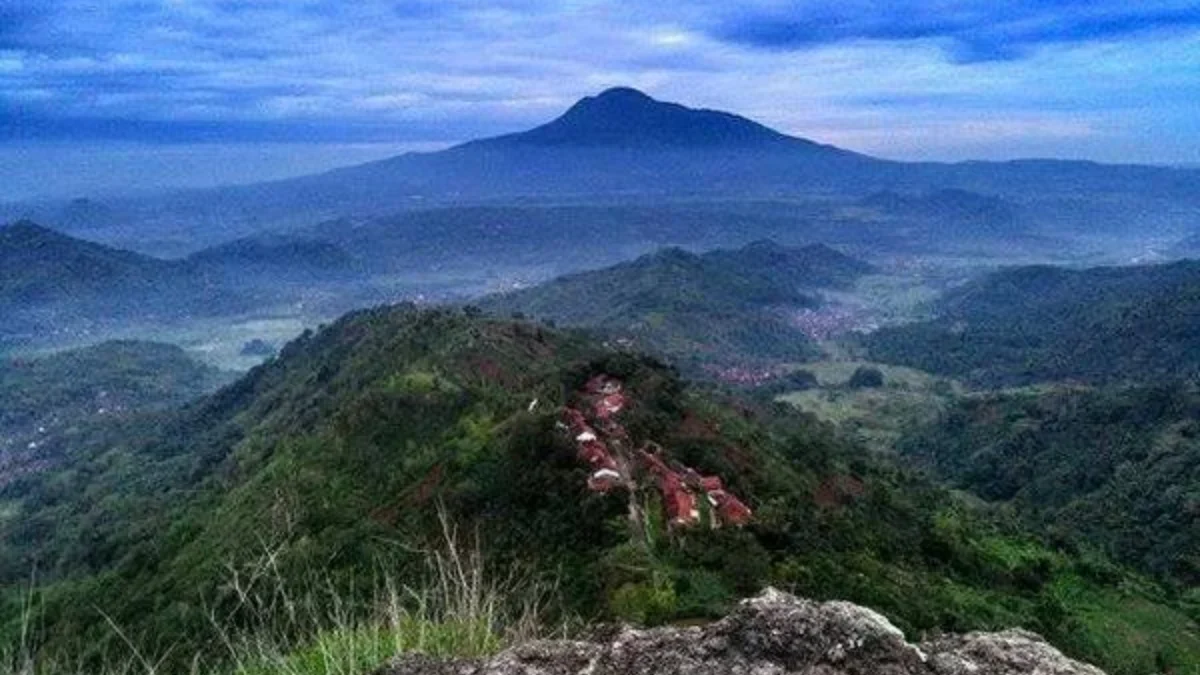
5,88,1199,369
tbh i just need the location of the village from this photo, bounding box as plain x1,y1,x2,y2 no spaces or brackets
559,374,751,530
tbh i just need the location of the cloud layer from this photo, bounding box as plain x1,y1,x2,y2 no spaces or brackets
709,1,1200,62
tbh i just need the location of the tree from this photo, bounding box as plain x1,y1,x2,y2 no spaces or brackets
847,366,884,389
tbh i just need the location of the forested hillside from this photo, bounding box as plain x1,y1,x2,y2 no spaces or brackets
1,306,1197,674
479,241,871,370
0,341,228,491
0,340,226,433
0,221,179,308
865,260,1200,386
898,383,1200,588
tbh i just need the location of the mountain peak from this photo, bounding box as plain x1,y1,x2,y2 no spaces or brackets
588,86,656,104
471,87,828,150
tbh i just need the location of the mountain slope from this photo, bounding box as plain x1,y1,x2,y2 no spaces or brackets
0,221,356,341
187,233,362,280
0,340,226,432
865,260,1200,386
702,240,874,288
478,241,873,369
307,202,881,278
0,220,178,307
898,383,1200,588
857,189,1024,240
198,89,1200,207
3,305,1197,674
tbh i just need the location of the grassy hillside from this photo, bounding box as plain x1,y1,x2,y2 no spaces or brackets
865,260,1200,386
774,360,960,453
479,241,871,370
0,306,1196,674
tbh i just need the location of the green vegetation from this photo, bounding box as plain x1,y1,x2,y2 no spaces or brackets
846,365,884,389
1,307,1197,674
480,241,872,371
898,382,1200,588
0,221,260,341
0,221,173,308
0,340,228,432
865,260,1200,386
3,510,548,675
775,360,958,453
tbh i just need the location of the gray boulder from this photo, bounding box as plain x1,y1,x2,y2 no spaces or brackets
373,588,1105,675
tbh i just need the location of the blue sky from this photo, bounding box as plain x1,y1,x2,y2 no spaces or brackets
1,0,1199,200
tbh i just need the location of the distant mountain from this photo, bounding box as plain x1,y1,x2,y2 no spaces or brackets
268,88,878,216
858,189,1022,238
14,87,1200,252
865,260,1200,386
52,197,122,231
480,241,874,369
0,221,338,333
0,220,178,307
702,240,874,288
187,234,361,279
309,203,871,277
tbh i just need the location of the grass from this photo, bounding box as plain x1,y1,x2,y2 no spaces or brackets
1053,575,1200,675
3,509,557,675
776,360,960,452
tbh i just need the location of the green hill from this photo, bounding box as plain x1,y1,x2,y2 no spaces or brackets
0,340,227,433
1,305,1198,674
187,234,361,279
479,241,871,370
898,382,1200,588
0,220,264,333
0,341,230,539
864,260,1200,386
0,220,177,308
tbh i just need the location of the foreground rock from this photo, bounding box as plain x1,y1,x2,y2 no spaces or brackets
374,589,1104,675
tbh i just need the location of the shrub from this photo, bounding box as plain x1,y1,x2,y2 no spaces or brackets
608,580,678,625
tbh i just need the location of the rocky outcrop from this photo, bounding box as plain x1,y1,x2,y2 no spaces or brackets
373,589,1105,675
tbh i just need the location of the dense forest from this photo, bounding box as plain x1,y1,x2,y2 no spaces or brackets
897,383,1200,588
865,260,1200,386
